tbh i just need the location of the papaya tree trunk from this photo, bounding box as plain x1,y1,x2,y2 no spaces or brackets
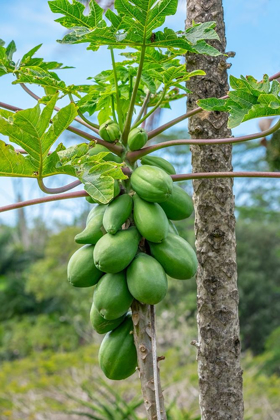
132,301,167,420
186,1,244,419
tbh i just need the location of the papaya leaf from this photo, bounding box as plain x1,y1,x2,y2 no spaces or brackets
198,75,280,128
57,144,127,204
0,95,78,178
50,0,220,56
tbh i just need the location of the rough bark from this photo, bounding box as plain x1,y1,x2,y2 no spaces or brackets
186,1,244,419
131,301,166,420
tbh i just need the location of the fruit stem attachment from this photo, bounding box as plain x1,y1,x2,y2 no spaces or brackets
150,304,162,420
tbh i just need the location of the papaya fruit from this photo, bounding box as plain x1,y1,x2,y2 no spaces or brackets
86,204,107,225
127,253,168,304
168,220,179,235
128,127,148,151
67,245,103,287
131,165,173,203
99,119,121,143
159,184,193,220
98,314,137,380
133,194,168,243
88,143,123,163
75,205,106,245
90,302,126,334
94,271,133,320
148,233,198,280
141,156,176,175
94,227,141,273
103,194,133,234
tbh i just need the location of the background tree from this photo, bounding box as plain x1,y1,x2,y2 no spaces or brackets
186,0,243,418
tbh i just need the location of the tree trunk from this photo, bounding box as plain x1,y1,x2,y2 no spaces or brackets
132,301,166,420
186,1,244,419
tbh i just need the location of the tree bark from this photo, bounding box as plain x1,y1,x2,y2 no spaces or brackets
186,1,244,419
132,301,166,420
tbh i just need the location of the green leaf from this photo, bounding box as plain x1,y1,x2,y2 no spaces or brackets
48,0,103,29
58,144,127,204
0,141,37,177
184,21,220,44
0,95,78,178
199,74,280,127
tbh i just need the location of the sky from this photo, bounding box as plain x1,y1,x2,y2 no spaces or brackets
0,0,279,226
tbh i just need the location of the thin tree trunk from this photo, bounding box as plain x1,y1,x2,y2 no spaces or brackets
186,1,244,419
132,301,166,420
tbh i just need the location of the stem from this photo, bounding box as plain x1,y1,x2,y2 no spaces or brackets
134,92,151,125
19,82,100,134
37,178,81,194
0,190,88,213
131,300,166,420
110,47,123,130
0,100,124,156
122,46,146,144
133,88,166,129
127,119,280,162
171,171,280,181
150,305,161,420
111,95,118,123
269,71,280,81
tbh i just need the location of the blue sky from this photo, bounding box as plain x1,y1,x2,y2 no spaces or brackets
0,0,279,226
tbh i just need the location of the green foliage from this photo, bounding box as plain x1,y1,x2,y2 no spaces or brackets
198,75,280,128
0,95,77,178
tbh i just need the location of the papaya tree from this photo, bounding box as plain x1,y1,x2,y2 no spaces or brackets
0,1,280,419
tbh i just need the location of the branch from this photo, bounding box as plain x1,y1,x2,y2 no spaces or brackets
37,178,81,194
127,119,280,162
0,190,88,213
147,70,280,140
171,171,280,181
19,82,100,134
0,101,124,156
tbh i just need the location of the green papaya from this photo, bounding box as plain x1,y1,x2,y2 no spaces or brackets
159,185,194,220
133,194,168,243
94,272,133,320
128,127,148,151
90,302,126,334
168,220,179,235
141,156,176,175
75,205,106,245
99,119,121,143
94,227,141,273
88,143,123,163
67,245,103,287
131,165,173,203
103,194,133,234
86,196,95,204
98,314,137,380
127,253,167,304
86,204,107,225
148,233,198,280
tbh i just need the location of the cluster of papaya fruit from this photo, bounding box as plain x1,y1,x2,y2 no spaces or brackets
67,143,198,380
